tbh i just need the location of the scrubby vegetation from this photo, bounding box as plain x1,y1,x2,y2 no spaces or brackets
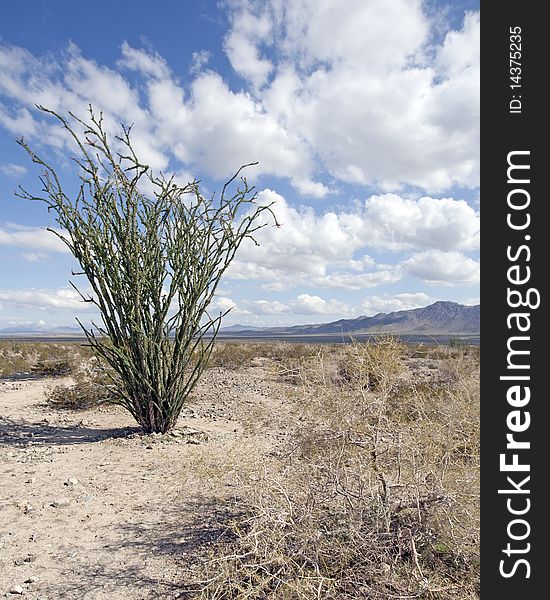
0,341,88,378
1,338,479,598
207,341,323,370
0,340,116,409
195,338,479,599
45,356,118,410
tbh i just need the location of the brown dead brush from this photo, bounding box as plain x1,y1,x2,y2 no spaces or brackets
45,357,118,410
195,341,479,599
336,335,406,392
208,342,331,389
0,341,87,378
31,357,75,377
207,343,268,369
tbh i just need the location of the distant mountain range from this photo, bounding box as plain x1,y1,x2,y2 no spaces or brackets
219,323,270,333
220,301,479,337
0,302,479,338
0,324,82,335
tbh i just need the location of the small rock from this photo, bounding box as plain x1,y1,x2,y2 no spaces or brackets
23,577,35,584
23,504,34,514
64,477,78,486
79,495,95,503
9,585,24,594
50,499,70,508
181,427,201,435
145,445,153,450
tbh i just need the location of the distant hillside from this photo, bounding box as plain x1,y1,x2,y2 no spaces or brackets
220,323,269,333
219,301,480,337
0,324,81,336
0,302,479,338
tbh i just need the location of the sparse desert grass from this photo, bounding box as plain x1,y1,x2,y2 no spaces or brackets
0,340,90,378
0,339,116,409
336,334,406,390
208,341,325,370
207,342,269,369
196,338,479,599
1,338,479,598
45,355,119,410
408,342,480,363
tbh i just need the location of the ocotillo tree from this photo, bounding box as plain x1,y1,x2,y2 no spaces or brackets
18,105,276,433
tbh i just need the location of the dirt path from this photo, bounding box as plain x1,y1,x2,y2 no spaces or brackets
0,365,292,599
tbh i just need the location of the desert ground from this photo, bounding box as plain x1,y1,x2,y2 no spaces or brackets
0,340,479,599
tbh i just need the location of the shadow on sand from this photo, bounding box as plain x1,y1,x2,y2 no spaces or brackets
0,372,48,383
0,416,140,447
34,498,241,599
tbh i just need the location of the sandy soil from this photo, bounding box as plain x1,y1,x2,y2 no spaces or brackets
0,362,293,599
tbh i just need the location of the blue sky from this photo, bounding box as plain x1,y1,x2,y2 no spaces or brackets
0,0,479,330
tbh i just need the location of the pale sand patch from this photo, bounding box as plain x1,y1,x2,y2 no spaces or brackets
0,366,293,599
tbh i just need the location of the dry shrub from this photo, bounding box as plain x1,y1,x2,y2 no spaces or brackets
409,342,480,363
208,343,268,369
272,343,381,390
197,341,479,599
45,357,118,410
0,341,87,378
439,347,480,384
31,357,75,377
274,346,334,386
46,378,114,411
0,352,31,377
336,335,406,391
269,343,325,363
208,341,326,380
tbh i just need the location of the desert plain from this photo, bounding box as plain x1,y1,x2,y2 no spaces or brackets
0,340,479,599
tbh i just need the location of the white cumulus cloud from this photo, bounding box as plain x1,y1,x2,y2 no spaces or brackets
0,163,27,177
403,250,479,285
289,294,350,315
361,292,432,316
363,194,479,251
0,225,69,253
228,190,478,290
0,3,479,196
0,287,90,311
